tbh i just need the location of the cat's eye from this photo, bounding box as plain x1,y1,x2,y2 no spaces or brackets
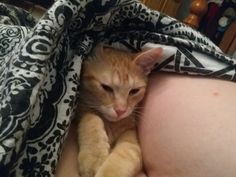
129,88,140,95
101,84,113,93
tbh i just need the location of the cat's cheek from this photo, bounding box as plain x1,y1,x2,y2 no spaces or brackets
100,106,117,121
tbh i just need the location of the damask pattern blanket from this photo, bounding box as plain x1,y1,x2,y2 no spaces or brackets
0,0,235,176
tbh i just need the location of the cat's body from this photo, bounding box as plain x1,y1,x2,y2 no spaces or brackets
77,45,162,177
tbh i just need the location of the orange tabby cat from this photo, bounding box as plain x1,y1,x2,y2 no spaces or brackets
77,44,163,177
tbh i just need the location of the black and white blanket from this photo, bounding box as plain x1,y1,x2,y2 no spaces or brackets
0,0,235,176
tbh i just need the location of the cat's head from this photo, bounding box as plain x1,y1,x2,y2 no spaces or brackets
80,45,163,122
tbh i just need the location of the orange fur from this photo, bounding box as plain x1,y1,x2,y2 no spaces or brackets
76,45,162,177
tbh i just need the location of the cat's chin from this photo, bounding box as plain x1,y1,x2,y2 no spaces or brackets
103,115,128,122
102,112,131,122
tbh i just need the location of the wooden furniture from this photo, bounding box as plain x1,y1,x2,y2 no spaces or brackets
140,0,182,18
140,0,208,29
219,20,236,55
183,0,208,29
141,0,208,29
140,0,235,56
183,0,235,55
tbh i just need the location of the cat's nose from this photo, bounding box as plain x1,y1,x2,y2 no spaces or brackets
115,109,126,117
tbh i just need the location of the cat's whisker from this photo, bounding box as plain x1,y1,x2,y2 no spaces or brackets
133,112,145,120
134,114,151,127
134,105,145,108
133,110,147,118
133,109,143,114
80,104,100,109
133,115,150,127
80,99,104,106
87,105,101,108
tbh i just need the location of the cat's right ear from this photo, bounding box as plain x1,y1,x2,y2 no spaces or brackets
134,47,163,75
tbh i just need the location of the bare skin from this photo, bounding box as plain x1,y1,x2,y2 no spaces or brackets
139,72,236,177
56,72,236,177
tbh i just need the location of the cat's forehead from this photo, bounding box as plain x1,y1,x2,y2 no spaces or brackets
86,46,147,87
101,69,145,88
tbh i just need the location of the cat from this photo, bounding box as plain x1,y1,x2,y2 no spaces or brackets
76,44,163,177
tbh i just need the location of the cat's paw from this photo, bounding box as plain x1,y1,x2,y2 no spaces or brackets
78,170,94,177
95,166,125,177
95,169,127,177
78,151,108,177
78,160,97,177
95,169,134,177
94,170,111,177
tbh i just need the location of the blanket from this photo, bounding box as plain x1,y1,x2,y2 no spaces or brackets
0,0,235,176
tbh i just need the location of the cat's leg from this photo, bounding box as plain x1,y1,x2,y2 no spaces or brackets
95,129,142,177
77,113,110,177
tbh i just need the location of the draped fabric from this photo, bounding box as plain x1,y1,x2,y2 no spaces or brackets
0,0,235,176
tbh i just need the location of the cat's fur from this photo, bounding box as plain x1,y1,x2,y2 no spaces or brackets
77,44,163,177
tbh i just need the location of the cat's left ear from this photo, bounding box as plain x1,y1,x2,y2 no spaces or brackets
134,47,163,75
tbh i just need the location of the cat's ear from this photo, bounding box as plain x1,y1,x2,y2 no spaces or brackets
134,47,163,75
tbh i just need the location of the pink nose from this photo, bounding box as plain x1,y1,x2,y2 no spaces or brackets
115,109,126,117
